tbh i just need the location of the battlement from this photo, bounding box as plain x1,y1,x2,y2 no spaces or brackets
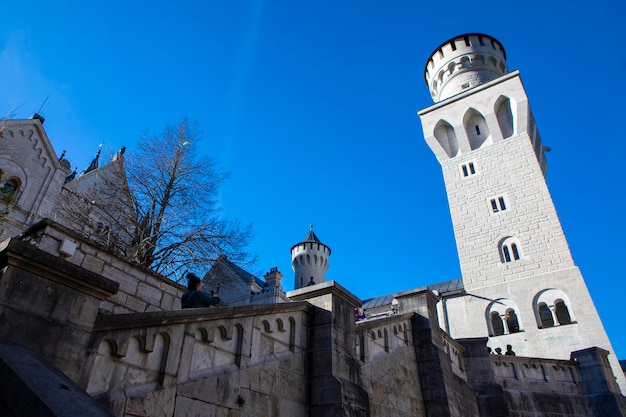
424,33,507,102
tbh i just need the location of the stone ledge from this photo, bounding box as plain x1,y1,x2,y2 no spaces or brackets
0,339,113,417
0,238,119,300
93,302,314,331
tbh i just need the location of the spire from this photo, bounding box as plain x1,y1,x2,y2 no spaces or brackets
64,168,77,184
80,145,102,177
301,224,321,244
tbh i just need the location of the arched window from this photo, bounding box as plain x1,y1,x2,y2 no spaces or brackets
464,108,491,150
502,246,511,262
434,120,459,158
511,243,520,260
487,299,523,336
506,309,520,333
555,300,572,325
1,177,20,202
538,303,554,328
499,237,522,263
495,96,515,139
448,62,456,75
491,312,504,336
533,289,576,329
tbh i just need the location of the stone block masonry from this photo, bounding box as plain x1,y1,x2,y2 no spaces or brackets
17,219,184,314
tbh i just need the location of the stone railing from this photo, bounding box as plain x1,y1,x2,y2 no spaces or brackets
490,354,583,394
355,314,413,363
440,329,467,380
80,303,313,398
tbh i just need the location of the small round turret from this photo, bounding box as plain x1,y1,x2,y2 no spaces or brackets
291,226,331,290
424,33,507,102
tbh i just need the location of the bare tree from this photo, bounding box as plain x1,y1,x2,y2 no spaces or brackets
57,119,255,280
125,119,254,278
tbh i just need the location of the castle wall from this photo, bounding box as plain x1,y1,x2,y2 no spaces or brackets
1,235,624,417
0,119,69,238
17,220,183,314
83,304,313,417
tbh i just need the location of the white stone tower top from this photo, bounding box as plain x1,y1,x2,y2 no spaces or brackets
291,225,331,290
424,33,508,102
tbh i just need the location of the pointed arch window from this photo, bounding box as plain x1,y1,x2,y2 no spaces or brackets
464,108,491,150
495,96,515,138
434,120,459,158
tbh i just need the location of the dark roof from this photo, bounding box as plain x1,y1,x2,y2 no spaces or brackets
361,278,464,310
79,146,102,177
204,255,265,288
301,230,321,243
362,293,395,310
429,277,464,295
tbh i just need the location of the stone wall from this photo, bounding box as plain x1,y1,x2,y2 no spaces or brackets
18,220,183,314
1,227,625,417
82,303,313,417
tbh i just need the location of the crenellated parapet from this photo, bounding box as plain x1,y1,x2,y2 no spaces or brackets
424,33,507,102
82,303,313,413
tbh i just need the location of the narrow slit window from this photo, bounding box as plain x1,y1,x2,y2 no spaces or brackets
511,243,520,260
489,195,508,213
461,162,477,177
503,246,511,262
475,125,481,135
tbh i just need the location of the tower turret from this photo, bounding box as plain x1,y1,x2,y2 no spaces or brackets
418,33,626,392
425,33,507,102
291,226,331,290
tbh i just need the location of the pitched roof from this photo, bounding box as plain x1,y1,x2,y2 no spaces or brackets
301,230,321,243
204,255,266,288
361,278,465,310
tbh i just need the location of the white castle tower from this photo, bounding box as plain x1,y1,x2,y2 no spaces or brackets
418,33,626,392
291,226,331,290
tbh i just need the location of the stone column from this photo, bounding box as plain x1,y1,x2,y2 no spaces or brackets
287,281,370,417
397,288,480,417
0,238,118,383
571,347,626,416
458,338,509,417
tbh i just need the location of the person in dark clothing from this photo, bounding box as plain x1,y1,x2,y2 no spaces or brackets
505,344,516,356
181,273,220,308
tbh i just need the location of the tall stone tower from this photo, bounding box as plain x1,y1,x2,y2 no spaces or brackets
291,226,331,290
418,33,626,391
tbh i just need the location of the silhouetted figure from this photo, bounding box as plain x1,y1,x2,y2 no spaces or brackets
505,344,516,356
181,273,220,308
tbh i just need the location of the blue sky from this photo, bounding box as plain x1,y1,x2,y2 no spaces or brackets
2,1,625,358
